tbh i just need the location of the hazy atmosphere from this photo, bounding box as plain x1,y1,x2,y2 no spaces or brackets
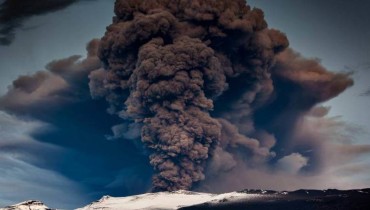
0,0,369,209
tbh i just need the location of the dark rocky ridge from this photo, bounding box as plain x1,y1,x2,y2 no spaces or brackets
180,188,370,210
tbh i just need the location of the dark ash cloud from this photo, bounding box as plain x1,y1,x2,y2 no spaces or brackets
0,39,101,113
94,0,289,191
92,0,355,192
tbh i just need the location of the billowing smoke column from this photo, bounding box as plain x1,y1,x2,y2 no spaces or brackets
90,0,353,191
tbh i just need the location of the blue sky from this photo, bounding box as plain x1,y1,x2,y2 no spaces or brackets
0,0,369,209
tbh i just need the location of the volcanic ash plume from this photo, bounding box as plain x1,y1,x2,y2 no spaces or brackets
90,0,352,191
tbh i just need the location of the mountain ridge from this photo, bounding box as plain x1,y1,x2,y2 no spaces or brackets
2,189,370,210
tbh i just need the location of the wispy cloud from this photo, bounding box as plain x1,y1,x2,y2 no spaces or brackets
0,111,88,209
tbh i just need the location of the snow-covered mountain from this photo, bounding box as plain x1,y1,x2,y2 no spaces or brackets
0,200,53,210
77,189,370,210
2,189,370,210
77,190,262,210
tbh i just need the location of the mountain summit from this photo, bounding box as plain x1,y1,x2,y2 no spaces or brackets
0,200,53,210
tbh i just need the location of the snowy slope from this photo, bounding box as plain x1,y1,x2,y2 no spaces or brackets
0,200,53,210
77,190,261,210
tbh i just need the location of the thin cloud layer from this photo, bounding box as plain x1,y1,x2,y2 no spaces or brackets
0,111,87,209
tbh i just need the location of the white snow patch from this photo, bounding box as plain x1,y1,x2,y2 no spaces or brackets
358,190,368,194
77,190,260,210
0,200,51,210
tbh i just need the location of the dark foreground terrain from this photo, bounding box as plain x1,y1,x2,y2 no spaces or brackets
180,189,370,210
